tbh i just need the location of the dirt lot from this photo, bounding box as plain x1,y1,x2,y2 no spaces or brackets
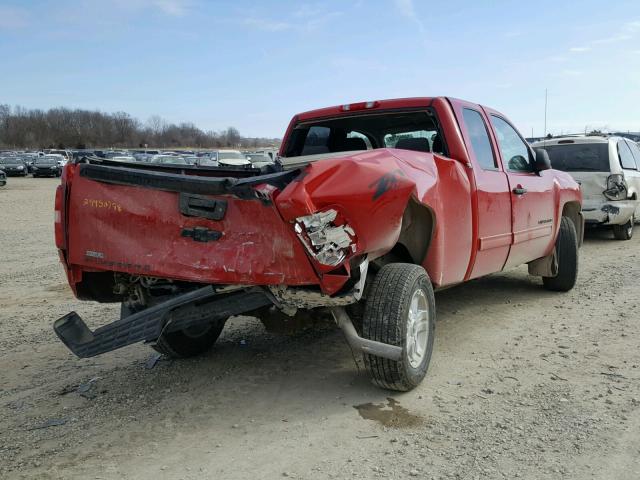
1,177,639,480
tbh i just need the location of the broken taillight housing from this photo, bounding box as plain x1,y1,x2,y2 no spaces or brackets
603,174,628,201
295,209,356,267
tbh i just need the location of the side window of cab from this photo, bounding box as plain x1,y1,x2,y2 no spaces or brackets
490,115,532,173
618,140,638,170
627,140,640,169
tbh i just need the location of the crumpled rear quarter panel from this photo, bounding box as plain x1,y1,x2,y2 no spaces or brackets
277,150,418,259
277,148,473,287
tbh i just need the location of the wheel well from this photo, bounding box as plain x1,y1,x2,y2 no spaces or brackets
373,199,435,270
562,201,583,246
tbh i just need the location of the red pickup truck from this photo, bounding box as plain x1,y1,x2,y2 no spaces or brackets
53,97,583,391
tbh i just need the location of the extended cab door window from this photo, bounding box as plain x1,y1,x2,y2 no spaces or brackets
462,108,498,170
490,116,532,173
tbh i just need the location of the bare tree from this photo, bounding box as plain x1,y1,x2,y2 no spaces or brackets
0,105,280,150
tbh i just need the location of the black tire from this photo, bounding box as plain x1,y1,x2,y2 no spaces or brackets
612,216,634,240
543,217,578,292
153,319,226,358
362,263,436,391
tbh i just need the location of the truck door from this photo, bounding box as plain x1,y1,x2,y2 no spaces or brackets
485,111,556,268
450,100,513,279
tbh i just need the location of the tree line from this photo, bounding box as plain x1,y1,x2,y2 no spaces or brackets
0,105,280,150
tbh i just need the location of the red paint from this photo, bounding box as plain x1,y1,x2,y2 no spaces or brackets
56,97,581,301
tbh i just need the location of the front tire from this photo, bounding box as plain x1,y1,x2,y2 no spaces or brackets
362,263,436,391
153,319,226,358
613,216,634,240
543,216,578,292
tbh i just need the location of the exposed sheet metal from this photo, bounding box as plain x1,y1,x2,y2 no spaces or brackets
295,209,356,267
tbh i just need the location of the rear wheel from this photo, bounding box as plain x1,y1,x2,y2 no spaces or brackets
153,319,226,358
543,216,578,292
613,216,634,240
362,263,435,391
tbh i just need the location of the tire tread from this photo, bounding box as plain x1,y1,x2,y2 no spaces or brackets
362,263,435,391
543,216,578,292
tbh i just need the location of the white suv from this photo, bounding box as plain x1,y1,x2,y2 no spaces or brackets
532,135,640,240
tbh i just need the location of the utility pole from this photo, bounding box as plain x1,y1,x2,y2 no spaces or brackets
543,88,548,145
544,88,548,137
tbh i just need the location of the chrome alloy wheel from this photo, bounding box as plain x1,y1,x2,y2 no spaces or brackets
406,288,430,368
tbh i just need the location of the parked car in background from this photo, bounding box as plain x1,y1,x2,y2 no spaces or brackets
22,153,41,173
533,135,640,240
180,155,199,165
133,149,159,153
132,152,153,162
109,156,137,163
245,152,274,168
0,169,6,186
150,155,188,165
0,156,29,176
45,149,72,164
32,155,62,177
72,150,97,161
249,149,278,160
103,151,131,160
195,151,219,167
40,153,68,167
216,150,251,166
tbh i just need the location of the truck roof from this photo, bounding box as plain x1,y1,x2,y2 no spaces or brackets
295,97,436,122
531,135,617,146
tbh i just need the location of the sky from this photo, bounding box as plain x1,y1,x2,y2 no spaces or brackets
1,0,639,138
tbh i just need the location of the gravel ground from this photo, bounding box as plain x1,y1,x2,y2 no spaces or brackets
1,177,639,480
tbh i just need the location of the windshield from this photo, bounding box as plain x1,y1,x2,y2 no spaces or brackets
246,154,269,162
48,150,67,157
0,157,21,164
156,156,187,164
36,157,58,165
198,158,218,166
541,143,610,172
218,151,246,160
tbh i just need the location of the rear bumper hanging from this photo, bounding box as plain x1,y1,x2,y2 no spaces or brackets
54,286,272,358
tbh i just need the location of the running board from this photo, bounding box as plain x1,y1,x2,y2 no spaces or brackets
54,286,271,358
330,307,402,361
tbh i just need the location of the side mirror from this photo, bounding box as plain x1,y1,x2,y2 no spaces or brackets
508,155,530,171
533,148,551,172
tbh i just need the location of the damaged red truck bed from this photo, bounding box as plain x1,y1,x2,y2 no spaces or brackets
53,97,583,391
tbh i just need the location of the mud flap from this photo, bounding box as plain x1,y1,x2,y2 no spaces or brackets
527,251,558,277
